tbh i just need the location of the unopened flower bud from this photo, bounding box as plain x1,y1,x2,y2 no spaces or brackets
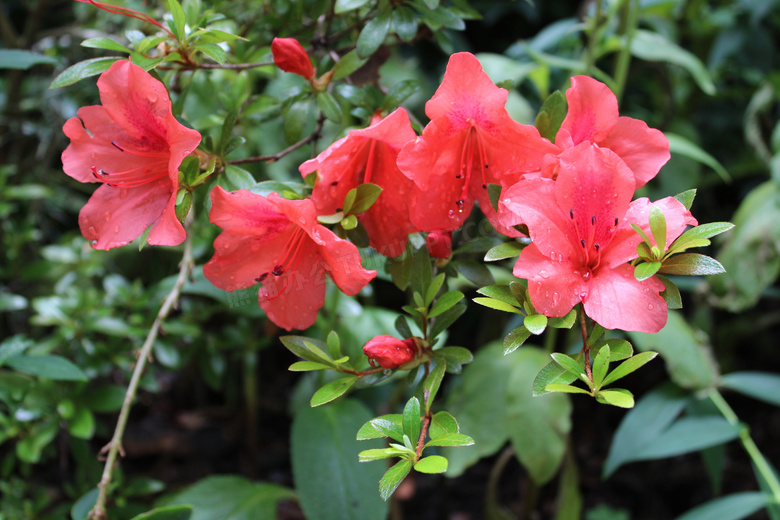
363,335,417,369
426,230,453,259
271,37,315,80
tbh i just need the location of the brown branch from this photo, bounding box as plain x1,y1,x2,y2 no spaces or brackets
227,116,324,165
578,304,593,382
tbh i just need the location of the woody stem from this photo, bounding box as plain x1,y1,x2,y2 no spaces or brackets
87,212,195,520
579,304,593,382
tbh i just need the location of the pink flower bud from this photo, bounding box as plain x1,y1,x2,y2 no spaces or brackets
426,230,453,259
271,37,315,80
363,335,416,369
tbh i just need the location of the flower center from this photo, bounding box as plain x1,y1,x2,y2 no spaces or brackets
255,227,309,301
454,122,490,213
569,209,619,273
91,141,169,188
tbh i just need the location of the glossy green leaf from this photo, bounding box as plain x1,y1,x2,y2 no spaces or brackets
414,455,449,474
592,344,610,388
473,297,522,314
630,30,715,95
310,376,358,407
423,361,446,409
532,360,578,396
429,411,459,438
81,37,132,53
356,415,404,442
503,325,533,355
283,99,309,144
476,285,516,306
550,353,587,381
402,397,421,443
316,92,343,123
720,372,780,407
602,352,658,387
544,383,591,395
660,253,726,276
358,447,409,462
429,291,464,317
524,314,548,335
595,388,635,408
293,400,388,517
332,49,369,80
6,355,88,381
50,57,120,88
382,79,421,111
392,6,418,42
549,308,577,329
356,7,392,58
424,433,474,448
484,241,525,261
379,460,412,501
288,361,331,371
676,492,767,520
165,475,294,520
668,222,735,255
335,0,370,13
535,90,567,142
667,133,730,182
657,274,683,310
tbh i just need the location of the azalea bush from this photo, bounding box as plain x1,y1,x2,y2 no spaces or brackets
2,0,780,519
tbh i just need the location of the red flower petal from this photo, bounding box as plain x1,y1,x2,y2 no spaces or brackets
271,37,315,79
513,244,583,317
558,75,618,146
600,117,670,189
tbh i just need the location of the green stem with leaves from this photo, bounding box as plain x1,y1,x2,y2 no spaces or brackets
585,0,604,77
613,0,640,102
708,389,780,503
88,213,195,520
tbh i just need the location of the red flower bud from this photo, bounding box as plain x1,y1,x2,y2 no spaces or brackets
426,230,453,259
271,37,315,80
363,335,417,369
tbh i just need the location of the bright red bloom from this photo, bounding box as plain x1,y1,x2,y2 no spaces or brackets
299,108,417,257
550,76,670,189
203,187,376,331
363,335,417,369
499,143,696,333
271,37,315,80
62,60,201,250
426,230,453,259
397,52,557,235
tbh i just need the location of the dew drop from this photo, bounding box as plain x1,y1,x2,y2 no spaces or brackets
88,226,96,235
114,225,120,233
90,240,98,247
539,270,550,279
104,212,111,221
147,92,159,103
647,303,655,310
448,210,456,218
552,292,560,306
579,292,588,299
119,189,129,200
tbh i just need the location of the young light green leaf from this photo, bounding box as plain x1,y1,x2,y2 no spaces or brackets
425,273,446,306
648,206,667,251
424,433,474,448
592,344,611,388
430,291,464,317
473,297,522,314
288,360,331,372
357,416,404,442
81,37,132,53
660,253,726,276
50,57,119,88
602,352,658,387
503,325,532,355
484,241,525,261
596,388,635,408
414,455,449,474
675,189,697,211
544,383,591,395
532,360,578,396
167,0,187,41
476,285,517,305
359,447,410,462
379,460,412,500
523,314,548,335
668,222,735,255
634,261,661,281
429,411,459,438
310,376,358,407
402,397,421,443
534,90,567,142
550,353,587,381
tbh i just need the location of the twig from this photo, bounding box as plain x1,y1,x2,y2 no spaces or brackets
226,116,324,165
87,213,195,520
578,304,593,381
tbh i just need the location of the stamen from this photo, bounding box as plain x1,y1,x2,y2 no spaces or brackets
111,141,125,151
594,244,600,252
580,239,586,248
614,217,618,226
256,273,269,283
259,227,309,301
591,215,596,226
90,160,169,188
570,209,574,219
272,265,284,276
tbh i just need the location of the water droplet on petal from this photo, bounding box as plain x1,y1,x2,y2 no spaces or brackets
104,212,111,221
119,189,129,200
539,270,549,279
147,92,159,103
448,210,456,218
114,225,120,233
647,303,655,310
88,226,96,235
552,292,560,306
579,291,588,299
90,240,98,247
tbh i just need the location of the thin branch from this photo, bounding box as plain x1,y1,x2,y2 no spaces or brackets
183,60,274,70
88,213,195,520
578,304,593,381
226,116,324,165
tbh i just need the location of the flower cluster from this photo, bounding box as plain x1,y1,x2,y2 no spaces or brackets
62,52,700,335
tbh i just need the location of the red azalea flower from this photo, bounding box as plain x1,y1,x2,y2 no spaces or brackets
499,142,696,333
203,187,376,331
271,37,315,80
299,108,418,257
62,60,201,250
426,230,453,259
397,52,557,235
363,335,417,369
550,75,670,189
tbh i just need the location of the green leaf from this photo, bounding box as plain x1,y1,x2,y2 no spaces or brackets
293,400,388,517
721,372,780,407
326,331,341,360
532,361,577,396
347,183,383,214
224,165,256,190
0,49,59,69
414,455,449,474
357,415,404,442
544,384,591,395
402,397,421,443
676,492,768,520
535,90,567,142
379,460,412,501
595,388,635,408
628,311,719,390
429,291,464,318
550,353,587,382
16,420,58,463
601,352,658,387
283,99,309,144
603,383,691,477
288,361,331,372
649,206,667,251
81,37,132,53
476,285,517,306
382,79,421,111
421,5,465,30
524,314,548,335
424,433,474,448
473,297,522,314
359,447,409,462
67,407,96,439
129,506,193,520
667,133,730,182
634,416,740,460
484,241,525,261
50,57,120,88
316,92,343,123
423,361,446,409
657,274,683,310
668,222,735,255
411,245,433,298
335,0,370,13
597,339,633,361
549,308,577,329
279,336,334,366
6,355,88,381
0,335,32,365
71,489,99,520
675,189,697,211
429,411,459,438
487,183,502,212
425,273,445,306
454,260,494,286
660,253,726,276
165,476,294,520
503,326,533,356
356,7,392,58
310,376,358,407
167,0,187,41
592,344,610,388
507,348,572,484
394,316,413,339
332,49,369,81
630,30,715,95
